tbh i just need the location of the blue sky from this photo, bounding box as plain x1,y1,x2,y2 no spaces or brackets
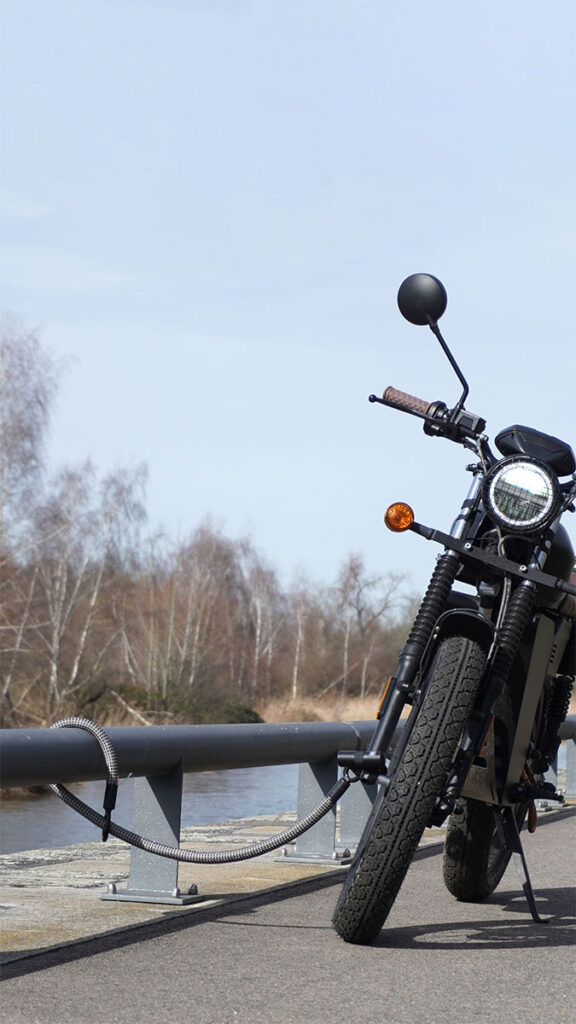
2,0,575,593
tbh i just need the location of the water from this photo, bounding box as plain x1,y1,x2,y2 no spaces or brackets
2,748,568,856
0,764,299,855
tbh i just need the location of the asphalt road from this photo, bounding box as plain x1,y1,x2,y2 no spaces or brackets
2,810,574,1024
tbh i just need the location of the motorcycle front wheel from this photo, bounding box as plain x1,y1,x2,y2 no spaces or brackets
332,634,487,945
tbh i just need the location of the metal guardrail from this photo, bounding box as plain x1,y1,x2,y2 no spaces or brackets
0,720,381,903
1,717,575,905
0,720,379,788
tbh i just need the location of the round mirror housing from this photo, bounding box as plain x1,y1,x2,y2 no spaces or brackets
397,273,447,326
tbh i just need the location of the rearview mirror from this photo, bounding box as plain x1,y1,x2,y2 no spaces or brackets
397,273,447,326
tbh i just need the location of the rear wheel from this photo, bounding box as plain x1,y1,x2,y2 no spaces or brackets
332,635,486,944
443,679,529,903
443,799,528,901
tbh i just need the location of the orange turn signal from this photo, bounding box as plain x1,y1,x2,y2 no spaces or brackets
376,676,393,717
384,502,414,532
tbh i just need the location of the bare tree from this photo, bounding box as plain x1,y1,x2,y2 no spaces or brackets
0,313,419,725
0,315,60,547
16,461,147,719
290,585,306,702
311,555,409,700
338,554,406,697
236,539,282,698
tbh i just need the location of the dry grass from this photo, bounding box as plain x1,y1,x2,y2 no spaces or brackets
254,695,380,724
257,690,576,725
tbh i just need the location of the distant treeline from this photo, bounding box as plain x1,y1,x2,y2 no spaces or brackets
0,317,415,727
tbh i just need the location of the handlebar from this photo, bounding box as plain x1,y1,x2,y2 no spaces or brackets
382,386,433,418
370,386,486,443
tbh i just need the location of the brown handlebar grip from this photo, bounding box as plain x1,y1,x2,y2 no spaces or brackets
383,386,432,417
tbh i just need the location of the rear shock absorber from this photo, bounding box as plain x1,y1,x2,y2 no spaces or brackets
534,675,574,771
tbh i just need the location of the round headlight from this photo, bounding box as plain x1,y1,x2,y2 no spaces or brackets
483,457,560,533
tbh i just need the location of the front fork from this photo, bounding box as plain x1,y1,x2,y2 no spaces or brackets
434,525,565,820
340,570,539,823
430,578,538,823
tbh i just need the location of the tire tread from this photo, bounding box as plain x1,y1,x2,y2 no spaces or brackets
332,635,486,943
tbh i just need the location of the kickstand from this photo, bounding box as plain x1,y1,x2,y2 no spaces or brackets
501,806,549,924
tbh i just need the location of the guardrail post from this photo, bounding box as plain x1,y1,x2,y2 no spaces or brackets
339,779,377,850
544,758,557,791
277,757,349,863
101,762,200,905
565,739,576,800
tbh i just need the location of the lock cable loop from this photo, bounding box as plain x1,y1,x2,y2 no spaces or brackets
49,717,352,863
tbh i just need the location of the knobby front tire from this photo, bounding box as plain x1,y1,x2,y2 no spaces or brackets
332,635,487,945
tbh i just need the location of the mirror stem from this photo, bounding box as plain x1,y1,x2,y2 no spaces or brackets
427,317,469,417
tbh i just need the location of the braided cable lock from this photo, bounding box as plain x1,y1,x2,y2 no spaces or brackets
48,717,352,863
50,717,119,842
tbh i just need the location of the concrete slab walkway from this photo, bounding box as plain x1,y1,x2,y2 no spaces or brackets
1,808,574,1024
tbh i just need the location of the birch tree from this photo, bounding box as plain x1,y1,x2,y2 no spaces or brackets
26,461,147,718
0,315,59,548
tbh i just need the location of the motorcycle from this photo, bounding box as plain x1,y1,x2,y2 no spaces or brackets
332,273,576,944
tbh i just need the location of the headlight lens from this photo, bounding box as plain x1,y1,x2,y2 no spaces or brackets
483,457,560,533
